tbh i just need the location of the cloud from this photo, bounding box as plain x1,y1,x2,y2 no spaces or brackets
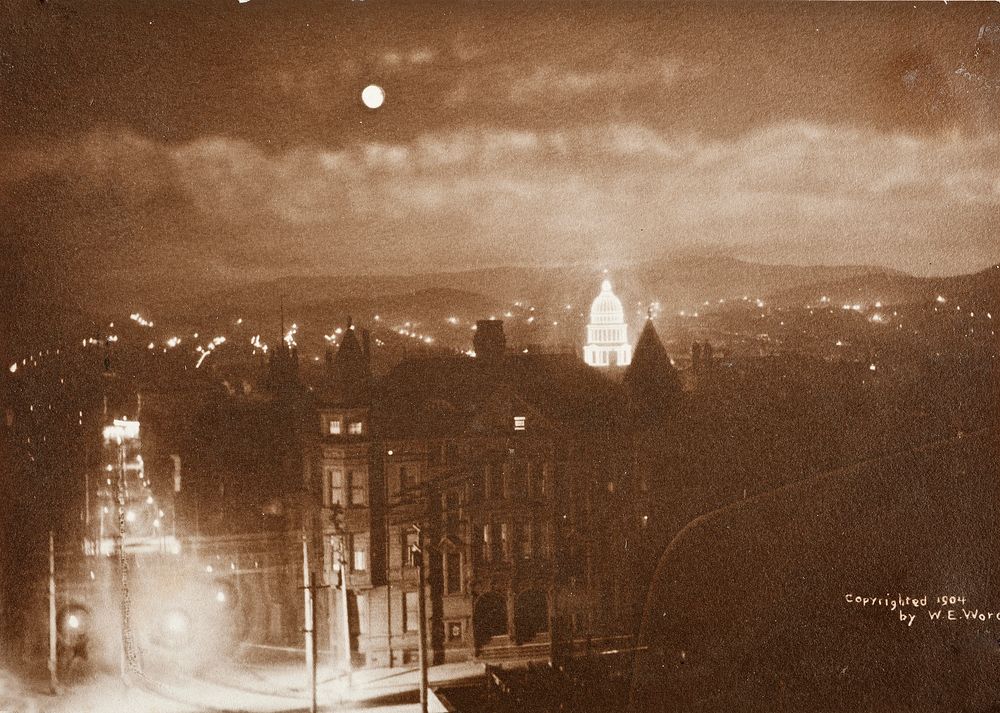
508,58,698,104
3,122,998,281
380,48,436,68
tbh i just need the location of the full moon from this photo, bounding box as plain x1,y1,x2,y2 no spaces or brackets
361,84,385,109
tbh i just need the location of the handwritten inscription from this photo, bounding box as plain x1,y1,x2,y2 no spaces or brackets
842,593,1000,627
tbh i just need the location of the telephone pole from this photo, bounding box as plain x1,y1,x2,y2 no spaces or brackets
302,538,317,713
48,530,58,694
338,546,353,687
411,524,429,713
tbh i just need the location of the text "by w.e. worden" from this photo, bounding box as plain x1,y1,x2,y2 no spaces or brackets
842,594,997,627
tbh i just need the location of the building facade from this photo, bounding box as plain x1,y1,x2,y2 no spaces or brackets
307,318,671,669
583,279,632,368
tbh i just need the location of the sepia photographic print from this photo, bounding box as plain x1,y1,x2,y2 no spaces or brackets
1,1,998,712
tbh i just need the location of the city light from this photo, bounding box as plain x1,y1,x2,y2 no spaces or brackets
250,334,269,353
284,323,298,347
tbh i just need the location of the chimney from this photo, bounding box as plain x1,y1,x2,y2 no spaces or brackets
473,320,506,364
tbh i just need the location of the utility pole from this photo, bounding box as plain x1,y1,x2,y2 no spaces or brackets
411,524,429,713
302,537,318,713
338,547,352,687
48,530,58,694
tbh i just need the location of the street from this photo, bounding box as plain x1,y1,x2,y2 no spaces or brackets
0,658,482,713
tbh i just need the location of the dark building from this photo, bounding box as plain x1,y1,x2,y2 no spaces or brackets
304,317,684,668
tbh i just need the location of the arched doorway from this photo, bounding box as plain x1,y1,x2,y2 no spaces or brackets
513,589,548,644
473,592,508,649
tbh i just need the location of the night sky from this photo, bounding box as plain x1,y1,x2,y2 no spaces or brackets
2,1,999,311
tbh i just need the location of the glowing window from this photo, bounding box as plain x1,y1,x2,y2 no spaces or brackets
324,467,343,506
348,421,363,435
513,416,526,431
352,533,369,572
329,420,342,435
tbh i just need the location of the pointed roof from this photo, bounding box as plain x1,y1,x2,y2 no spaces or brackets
328,316,371,406
624,318,681,402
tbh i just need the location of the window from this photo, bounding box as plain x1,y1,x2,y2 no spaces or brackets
328,419,342,435
521,522,533,559
352,533,369,572
347,421,363,435
349,470,366,506
324,466,343,506
482,524,492,562
445,551,462,594
401,465,419,491
404,591,420,632
500,522,510,561
405,531,419,567
513,416,526,431
540,521,553,559
446,621,463,642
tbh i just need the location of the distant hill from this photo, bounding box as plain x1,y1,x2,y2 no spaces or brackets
764,263,1000,308
156,256,905,323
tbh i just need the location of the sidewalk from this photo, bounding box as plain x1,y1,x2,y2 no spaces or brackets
216,657,490,709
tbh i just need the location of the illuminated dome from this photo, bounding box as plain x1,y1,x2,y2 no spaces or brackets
589,279,626,325
583,279,632,368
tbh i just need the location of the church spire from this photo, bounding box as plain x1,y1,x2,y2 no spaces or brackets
329,316,371,406
624,318,681,415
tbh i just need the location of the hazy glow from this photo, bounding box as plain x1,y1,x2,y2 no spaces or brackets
164,610,189,635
